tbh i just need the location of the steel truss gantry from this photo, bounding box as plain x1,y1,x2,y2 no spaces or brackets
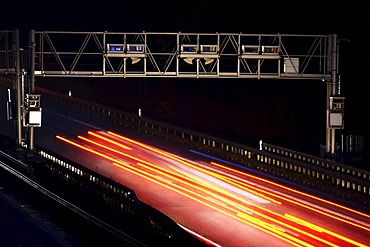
30,31,336,80
0,30,344,157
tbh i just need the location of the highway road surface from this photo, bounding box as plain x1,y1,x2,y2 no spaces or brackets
1,84,369,247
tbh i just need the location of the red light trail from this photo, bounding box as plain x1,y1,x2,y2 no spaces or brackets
56,130,370,247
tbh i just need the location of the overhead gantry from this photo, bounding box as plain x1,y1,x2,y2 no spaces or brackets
28,31,333,80
0,30,344,158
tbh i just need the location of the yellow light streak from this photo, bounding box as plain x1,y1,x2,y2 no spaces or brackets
285,214,369,247
108,131,370,245
139,164,342,247
105,131,370,243
76,135,153,167
57,133,368,247
56,135,128,164
211,162,370,231
174,164,281,204
114,162,313,247
87,131,131,150
108,131,282,203
107,130,369,224
56,134,311,246
171,165,369,246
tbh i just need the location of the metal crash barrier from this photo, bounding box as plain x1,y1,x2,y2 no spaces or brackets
34,85,370,203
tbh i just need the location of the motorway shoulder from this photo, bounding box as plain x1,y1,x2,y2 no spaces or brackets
0,179,85,247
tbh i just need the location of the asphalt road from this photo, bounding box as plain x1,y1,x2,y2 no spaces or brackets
1,82,369,247
32,96,370,246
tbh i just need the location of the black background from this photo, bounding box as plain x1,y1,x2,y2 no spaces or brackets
1,1,368,166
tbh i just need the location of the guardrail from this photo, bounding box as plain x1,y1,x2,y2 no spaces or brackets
256,147,370,197
33,86,370,206
262,143,370,182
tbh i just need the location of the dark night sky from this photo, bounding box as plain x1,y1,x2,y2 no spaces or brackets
1,1,368,163
1,1,365,35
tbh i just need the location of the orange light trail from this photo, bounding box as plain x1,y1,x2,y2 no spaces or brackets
56,135,129,165
104,131,370,243
107,130,367,222
106,131,370,235
77,133,302,238
107,131,281,204
170,165,369,247
56,132,370,247
138,163,343,247
87,131,131,150
114,162,313,247
76,135,153,168
171,164,281,204
285,214,369,247
56,133,312,246
210,162,370,232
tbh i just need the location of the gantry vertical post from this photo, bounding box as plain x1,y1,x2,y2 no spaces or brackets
27,30,36,151
14,29,23,147
326,34,340,156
